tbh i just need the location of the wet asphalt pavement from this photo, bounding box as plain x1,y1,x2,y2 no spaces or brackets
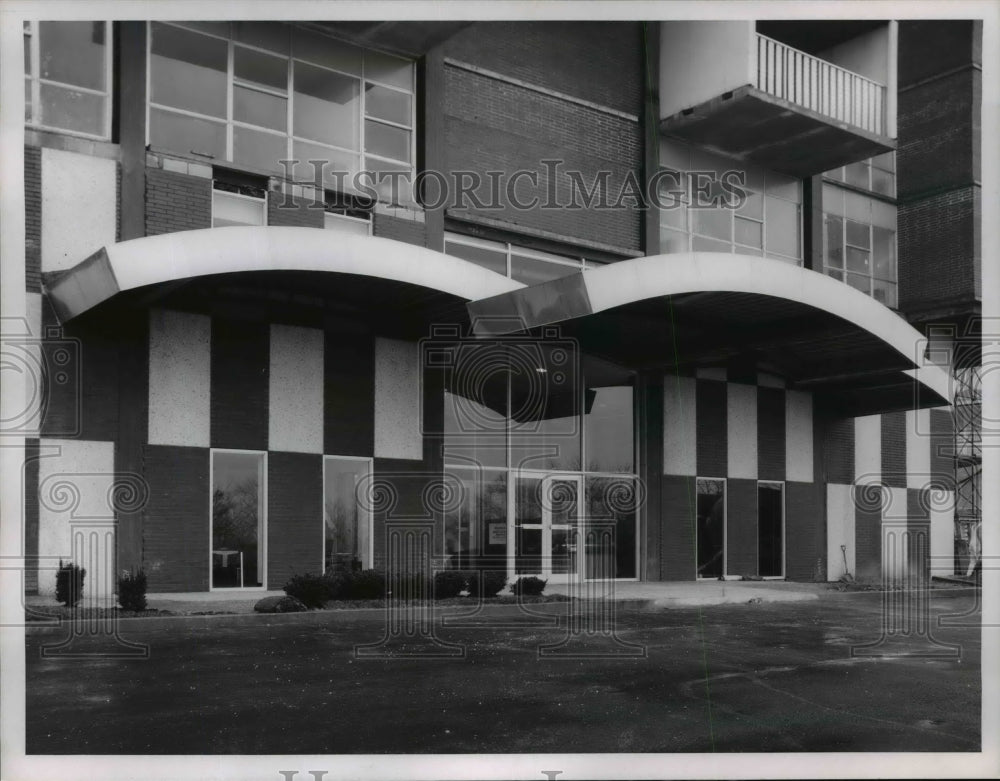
25,590,981,754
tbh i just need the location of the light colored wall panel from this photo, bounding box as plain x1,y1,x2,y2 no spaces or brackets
37,438,116,599
826,483,856,581
269,324,324,453
785,390,814,482
727,383,757,479
905,409,931,489
663,374,697,475
930,490,956,578
148,309,210,447
41,148,117,273
374,337,421,460
854,414,881,485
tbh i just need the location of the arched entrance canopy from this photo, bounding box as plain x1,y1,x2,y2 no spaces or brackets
467,253,951,415
46,226,524,324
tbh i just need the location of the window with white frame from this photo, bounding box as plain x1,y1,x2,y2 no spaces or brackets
822,183,897,308
825,152,895,198
24,21,112,139
658,138,803,265
212,185,266,227
443,232,593,284
147,22,415,198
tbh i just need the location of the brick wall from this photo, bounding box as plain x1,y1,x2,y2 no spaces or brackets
145,168,212,236
659,475,696,581
441,65,642,254
211,319,270,450
268,452,323,586
25,146,41,293
785,481,824,581
881,411,907,488
440,22,643,116
267,191,324,229
373,214,426,247
695,379,727,477
929,408,954,482
823,415,855,485
853,484,882,583
324,334,375,457
143,445,210,592
24,439,40,594
896,21,980,315
757,387,785,481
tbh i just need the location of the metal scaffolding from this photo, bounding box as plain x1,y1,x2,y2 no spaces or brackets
953,364,981,576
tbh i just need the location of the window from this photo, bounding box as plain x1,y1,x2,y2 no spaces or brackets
696,478,726,578
825,152,895,197
443,233,588,282
211,450,266,589
324,457,372,572
212,186,266,227
148,22,415,199
823,184,897,307
24,21,112,139
658,138,803,264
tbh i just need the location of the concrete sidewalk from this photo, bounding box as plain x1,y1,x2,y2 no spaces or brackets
546,579,823,607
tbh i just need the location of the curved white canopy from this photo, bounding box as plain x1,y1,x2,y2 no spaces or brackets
47,226,524,323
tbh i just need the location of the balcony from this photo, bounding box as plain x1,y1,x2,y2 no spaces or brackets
659,21,896,177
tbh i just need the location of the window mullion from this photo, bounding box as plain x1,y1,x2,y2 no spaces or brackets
226,38,234,162
30,22,41,126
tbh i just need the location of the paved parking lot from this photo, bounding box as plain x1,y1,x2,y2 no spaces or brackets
25,590,981,754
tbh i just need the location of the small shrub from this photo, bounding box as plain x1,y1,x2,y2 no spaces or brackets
388,572,431,600
284,572,331,609
55,560,85,606
434,569,469,599
117,569,147,611
347,569,386,600
510,576,546,597
469,569,507,598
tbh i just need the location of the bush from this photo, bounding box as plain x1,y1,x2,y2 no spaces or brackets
434,570,469,599
117,569,147,611
510,576,546,597
469,569,507,598
55,560,85,606
347,569,386,600
388,572,430,600
284,572,332,609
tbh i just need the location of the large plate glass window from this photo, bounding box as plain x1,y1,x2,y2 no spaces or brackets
211,450,266,589
823,184,896,307
323,457,372,572
24,21,112,139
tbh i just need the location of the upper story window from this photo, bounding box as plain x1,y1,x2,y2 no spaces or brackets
24,21,112,139
212,182,266,228
825,152,895,197
658,139,803,265
148,22,415,199
822,184,896,308
444,233,598,284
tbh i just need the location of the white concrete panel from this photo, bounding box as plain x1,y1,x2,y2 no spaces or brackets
881,486,909,584
663,374,696,476
374,337,421,460
906,409,931,489
659,21,755,117
727,383,757,479
785,390,814,482
41,148,117,273
37,438,116,600
930,490,956,578
854,414,881,485
21,292,44,437
826,483,856,581
147,309,210,447
269,324,324,454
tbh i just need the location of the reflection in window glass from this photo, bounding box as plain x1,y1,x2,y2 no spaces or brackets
324,457,370,572
444,469,507,569
233,125,288,172
39,21,106,90
584,382,634,473
365,83,411,125
294,61,360,149
585,476,637,578
39,85,106,138
364,119,410,162
212,451,265,588
150,23,227,118
234,46,287,91
149,107,227,160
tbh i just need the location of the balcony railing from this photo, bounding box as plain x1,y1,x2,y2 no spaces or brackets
755,34,887,137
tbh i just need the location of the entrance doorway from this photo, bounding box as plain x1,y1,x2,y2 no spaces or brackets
696,478,726,578
758,481,785,577
514,474,582,581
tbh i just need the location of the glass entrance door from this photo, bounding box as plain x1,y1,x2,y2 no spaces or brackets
514,474,581,582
